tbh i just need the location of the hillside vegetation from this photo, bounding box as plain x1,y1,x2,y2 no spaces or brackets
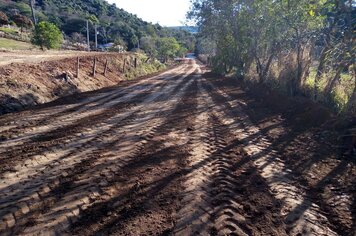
0,0,196,53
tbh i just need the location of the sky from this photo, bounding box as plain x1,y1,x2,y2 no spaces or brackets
106,0,192,26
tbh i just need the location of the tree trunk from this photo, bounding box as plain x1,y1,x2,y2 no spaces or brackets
29,0,37,25
296,44,303,95
262,54,274,81
344,67,356,113
313,46,329,100
325,66,344,96
255,57,263,82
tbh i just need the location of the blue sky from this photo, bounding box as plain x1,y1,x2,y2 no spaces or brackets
106,0,191,26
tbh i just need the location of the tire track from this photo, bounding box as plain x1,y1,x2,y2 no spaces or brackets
173,76,216,235
0,65,188,148
204,78,338,236
23,64,199,236
174,77,250,236
173,75,288,235
0,64,196,199
0,65,193,174
77,71,200,236
0,62,199,235
207,115,250,236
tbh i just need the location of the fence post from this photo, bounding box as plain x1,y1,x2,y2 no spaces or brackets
104,59,108,76
92,57,97,77
76,57,80,78
123,58,126,73
134,57,137,68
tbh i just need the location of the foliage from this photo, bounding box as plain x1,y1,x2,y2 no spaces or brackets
70,32,85,43
0,11,9,25
156,37,181,62
140,36,157,58
0,27,18,34
12,14,33,30
140,36,188,61
0,0,196,52
31,21,63,49
190,0,355,113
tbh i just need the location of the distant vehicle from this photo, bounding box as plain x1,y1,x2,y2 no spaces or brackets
97,43,114,51
186,53,196,59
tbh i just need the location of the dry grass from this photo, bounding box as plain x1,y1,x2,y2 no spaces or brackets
0,38,33,50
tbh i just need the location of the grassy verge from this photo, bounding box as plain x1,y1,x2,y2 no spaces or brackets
304,68,354,112
0,38,33,50
111,53,166,80
0,27,19,34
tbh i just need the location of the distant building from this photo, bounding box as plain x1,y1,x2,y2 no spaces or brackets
98,43,125,52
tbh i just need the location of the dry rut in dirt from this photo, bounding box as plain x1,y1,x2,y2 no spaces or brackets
0,60,354,236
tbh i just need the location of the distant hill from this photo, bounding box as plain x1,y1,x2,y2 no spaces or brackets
169,26,198,34
0,0,195,50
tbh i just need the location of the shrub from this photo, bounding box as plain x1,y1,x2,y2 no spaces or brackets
31,21,63,50
12,14,33,32
0,11,9,26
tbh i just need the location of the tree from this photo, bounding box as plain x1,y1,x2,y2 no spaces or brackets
29,0,37,25
12,14,33,32
131,35,139,49
0,11,9,26
31,21,63,50
140,36,158,58
190,0,354,113
157,37,181,62
70,32,86,44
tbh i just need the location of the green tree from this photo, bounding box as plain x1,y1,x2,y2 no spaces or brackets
31,21,63,50
140,36,158,58
157,37,181,62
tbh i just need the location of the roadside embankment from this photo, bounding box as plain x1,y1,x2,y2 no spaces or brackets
0,52,165,114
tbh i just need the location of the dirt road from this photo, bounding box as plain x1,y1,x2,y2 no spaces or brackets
0,60,354,235
0,51,120,66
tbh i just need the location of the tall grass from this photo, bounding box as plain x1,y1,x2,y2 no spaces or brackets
245,56,355,114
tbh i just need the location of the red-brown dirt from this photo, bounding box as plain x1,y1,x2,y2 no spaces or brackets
0,60,354,236
0,52,163,114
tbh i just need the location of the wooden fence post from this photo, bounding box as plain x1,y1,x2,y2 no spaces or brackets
104,59,108,76
92,57,97,77
76,57,80,78
123,58,126,73
134,57,137,68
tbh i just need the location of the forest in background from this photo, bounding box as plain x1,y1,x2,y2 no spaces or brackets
0,0,196,57
191,0,355,114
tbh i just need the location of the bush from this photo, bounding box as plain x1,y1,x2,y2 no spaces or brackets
12,14,33,31
0,11,9,26
31,21,63,50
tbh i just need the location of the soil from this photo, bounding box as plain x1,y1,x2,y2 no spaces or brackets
0,60,354,236
0,50,110,66
0,52,163,115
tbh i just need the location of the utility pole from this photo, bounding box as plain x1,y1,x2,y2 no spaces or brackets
94,24,98,50
29,0,37,25
86,20,90,51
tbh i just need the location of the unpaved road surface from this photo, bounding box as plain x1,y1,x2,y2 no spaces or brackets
0,51,120,66
0,60,355,235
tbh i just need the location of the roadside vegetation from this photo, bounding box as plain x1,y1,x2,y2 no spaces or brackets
190,0,355,114
31,21,63,50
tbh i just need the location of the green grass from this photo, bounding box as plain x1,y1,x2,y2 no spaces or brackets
304,66,354,112
0,27,19,34
0,38,33,50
